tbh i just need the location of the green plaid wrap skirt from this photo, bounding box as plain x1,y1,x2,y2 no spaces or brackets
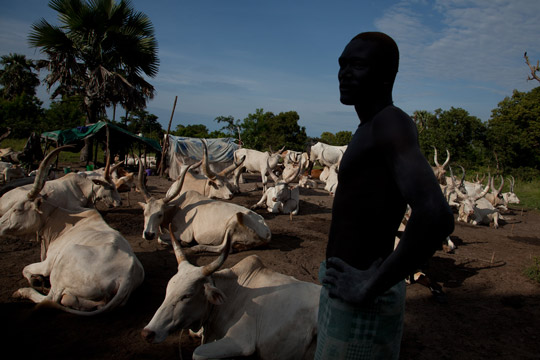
315,261,406,360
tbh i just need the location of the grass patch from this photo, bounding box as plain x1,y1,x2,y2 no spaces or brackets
524,257,540,284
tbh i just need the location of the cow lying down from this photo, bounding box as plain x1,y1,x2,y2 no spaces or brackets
142,224,320,360
0,146,144,315
138,162,271,253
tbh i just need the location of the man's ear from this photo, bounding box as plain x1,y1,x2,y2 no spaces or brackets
204,283,226,305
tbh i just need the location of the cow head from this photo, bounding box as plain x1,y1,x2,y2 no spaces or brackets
432,147,450,185
0,146,71,237
195,139,245,199
452,174,490,223
141,222,233,343
138,160,195,241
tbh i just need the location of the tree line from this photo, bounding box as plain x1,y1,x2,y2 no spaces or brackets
0,0,539,179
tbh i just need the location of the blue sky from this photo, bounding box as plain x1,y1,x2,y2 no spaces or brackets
1,0,539,137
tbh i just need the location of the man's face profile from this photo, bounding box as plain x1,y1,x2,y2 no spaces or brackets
338,38,383,106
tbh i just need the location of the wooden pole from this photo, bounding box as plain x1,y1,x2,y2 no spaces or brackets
159,96,178,177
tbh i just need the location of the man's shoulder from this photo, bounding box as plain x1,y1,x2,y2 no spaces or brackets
373,105,416,135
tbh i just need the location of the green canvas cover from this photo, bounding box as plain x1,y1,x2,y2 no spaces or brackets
41,121,161,153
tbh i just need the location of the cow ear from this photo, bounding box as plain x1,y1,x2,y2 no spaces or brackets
204,283,226,305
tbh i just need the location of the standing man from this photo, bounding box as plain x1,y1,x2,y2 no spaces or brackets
315,32,454,359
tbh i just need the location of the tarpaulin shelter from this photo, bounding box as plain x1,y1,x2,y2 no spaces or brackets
42,121,161,152
41,121,161,166
166,135,239,179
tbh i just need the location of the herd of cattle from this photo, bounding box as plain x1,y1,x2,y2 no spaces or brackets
0,138,521,359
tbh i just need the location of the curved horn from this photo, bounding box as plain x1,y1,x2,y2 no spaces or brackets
136,155,152,202
169,224,187,265
474,175,491,200
111,160,124,174
163,162,195,204
27,145,74,200
218,155,246,177
496,175,504,194
201,215,234,276
285,158,303,184
442,149,450,168
433,147,440,167
507,176,515,192
267,157,280,183
449,166,467,200
200,140,217,180
458,165,466,187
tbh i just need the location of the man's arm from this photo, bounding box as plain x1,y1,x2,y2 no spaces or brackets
324,111,454,304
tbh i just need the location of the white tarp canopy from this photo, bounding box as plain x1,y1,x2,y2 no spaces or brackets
166,135,240,179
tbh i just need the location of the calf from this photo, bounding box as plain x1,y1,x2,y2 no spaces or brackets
141,227,320,359
251,160,303,215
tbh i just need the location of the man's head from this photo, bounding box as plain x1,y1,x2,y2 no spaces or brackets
338,32,399,106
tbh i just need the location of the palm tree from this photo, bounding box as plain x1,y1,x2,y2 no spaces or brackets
0,53,40,100
28,0,159,160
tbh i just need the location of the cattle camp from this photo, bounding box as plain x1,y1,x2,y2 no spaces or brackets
1,1,540,359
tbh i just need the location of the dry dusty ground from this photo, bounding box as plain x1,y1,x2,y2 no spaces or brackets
0,169,539,359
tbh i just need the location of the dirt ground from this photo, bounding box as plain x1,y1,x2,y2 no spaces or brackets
1,168,539,360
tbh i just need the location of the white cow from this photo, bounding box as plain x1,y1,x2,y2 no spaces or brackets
0,150,122,216
138,163,271,252
309,142,346,168
502,176,520,206
0,146,144,315
141,228,320,360
323,163,339,196
432,147,451,185
232,147,284,193
452,176,502,228
251,160,303,215
167,140,245,200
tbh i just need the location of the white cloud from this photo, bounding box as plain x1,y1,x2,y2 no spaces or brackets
376,0,540,89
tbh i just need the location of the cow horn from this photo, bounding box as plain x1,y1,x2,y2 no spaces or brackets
507,176,515,192
202,216,234,276
163,162,195,204
474,175,491,200
449,166,467,200
136,155,152,201
433,147,440,167
496,175,504,194
200,140,217,180
442,149,450,168
267,157,280,183
458,165,466,187
285,158,303,184
27,145,74,200
218,155,246,177
111,160,123,173
169,224,187,264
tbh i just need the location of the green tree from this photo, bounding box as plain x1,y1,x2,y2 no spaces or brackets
416,108,487,169
172,124,210,138
487,87,540,170
43,95,86,131
239,109,307,151
120,109,163,141
0,53,40,100
215,115,241,138
29,0,159,160
319,131,352,146
0,94,44,138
